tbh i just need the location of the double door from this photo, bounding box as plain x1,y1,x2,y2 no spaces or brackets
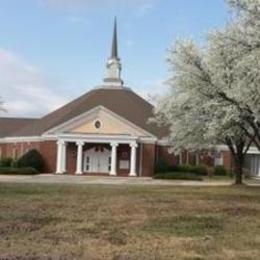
84,148,111,173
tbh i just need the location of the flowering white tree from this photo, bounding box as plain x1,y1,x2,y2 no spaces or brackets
208,0,260,149
154,0,260,184
154,40,253,184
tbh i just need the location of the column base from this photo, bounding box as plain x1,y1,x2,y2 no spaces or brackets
109,172,117,176
129,172,137,177
76,172,83,175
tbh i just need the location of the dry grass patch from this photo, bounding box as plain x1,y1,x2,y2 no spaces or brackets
0,184,259,259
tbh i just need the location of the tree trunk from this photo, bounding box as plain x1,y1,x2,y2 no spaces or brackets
234,159,243,185
225,137,249,185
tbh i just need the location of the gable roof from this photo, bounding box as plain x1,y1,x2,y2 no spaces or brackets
7,88,168,139
0,117,38,138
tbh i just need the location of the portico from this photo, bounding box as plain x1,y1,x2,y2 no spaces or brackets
56,134,138,177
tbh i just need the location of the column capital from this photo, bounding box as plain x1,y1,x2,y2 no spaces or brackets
110,142,119,148
130,142,138,148
57,140,65,146
76,140,85,146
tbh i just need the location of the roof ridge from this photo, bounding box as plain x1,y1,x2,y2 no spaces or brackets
0,117,38,120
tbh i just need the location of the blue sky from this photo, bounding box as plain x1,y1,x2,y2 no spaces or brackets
0,0,229,117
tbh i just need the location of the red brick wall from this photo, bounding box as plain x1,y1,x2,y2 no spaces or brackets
0,144,7,158
1,142,42,159
199,152,215,167
0,141,56,173
141,143,156,177
222,151,234,170
157,146,178,166
117,144,131,176
39,141,57,173
156,146,215,167
156,148,196,166
67,143,77,174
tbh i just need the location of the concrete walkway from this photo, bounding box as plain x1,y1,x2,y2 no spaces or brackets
0,174,259,186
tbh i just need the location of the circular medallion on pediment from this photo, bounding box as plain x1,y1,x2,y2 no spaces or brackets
94,120,101,129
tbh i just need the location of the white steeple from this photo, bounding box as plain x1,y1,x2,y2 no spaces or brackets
103,17,124,88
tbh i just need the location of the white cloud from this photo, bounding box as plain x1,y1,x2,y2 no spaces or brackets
0,48,68,118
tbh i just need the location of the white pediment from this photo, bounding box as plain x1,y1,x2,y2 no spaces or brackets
45,106,154,138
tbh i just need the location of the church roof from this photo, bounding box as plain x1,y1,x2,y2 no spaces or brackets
0,117,38,138
7,88,167,138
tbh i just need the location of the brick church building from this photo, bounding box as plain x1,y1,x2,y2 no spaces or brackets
0,20,259,177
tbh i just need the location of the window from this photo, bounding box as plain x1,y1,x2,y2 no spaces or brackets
94,120,101,129
85,156,90,171
108,156,111,171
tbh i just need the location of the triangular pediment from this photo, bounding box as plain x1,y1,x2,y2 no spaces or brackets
46,106,154,137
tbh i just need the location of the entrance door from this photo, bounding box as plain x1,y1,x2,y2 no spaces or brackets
84,147,111,173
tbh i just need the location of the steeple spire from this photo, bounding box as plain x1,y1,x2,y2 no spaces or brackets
111,17,118,59
103,17,124,88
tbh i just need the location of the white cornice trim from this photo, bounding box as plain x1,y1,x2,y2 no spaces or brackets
52,134,157,145
0,134,157,145
50,133,138,145
245,147,260,154
215,145,229,151
157,138,171,146
0,136,56,144
139,137,157,144
216,145,260,154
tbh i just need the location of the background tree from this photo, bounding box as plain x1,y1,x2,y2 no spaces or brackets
154,40,253,184
206,0,260,149
154,0,260,184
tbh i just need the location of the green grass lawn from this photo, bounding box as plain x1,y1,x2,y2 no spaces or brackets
0,184,259,259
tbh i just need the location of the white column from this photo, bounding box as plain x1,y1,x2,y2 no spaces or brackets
129,142,138,177
76,141,84,175
110,142,118,176
56,140,64,174
61,142,67,173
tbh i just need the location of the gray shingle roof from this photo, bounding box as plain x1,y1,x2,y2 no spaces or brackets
2,88,168,139
0,117,38,138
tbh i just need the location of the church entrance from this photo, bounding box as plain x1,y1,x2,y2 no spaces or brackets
83,147,111,173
